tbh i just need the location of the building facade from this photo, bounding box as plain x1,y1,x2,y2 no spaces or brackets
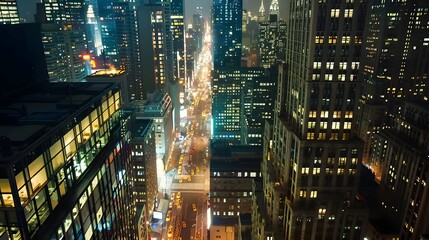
113,1,143,100
0,0,19,24
257,0,286,68
210,145,262,218
212,0,242,69
40,23,87,83
0,82,135,239
38,0,87,82
356,0,429,172
369,101,429,239
131,119,157,212
257,0,370,239
133,92,174,167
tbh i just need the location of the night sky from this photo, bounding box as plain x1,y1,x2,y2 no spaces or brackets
18,0,288,25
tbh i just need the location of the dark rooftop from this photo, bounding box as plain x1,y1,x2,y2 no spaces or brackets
0,82,119,162
132,119,153,139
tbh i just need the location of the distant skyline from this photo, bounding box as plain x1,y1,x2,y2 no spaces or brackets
185,0,288,25
17,0,288,28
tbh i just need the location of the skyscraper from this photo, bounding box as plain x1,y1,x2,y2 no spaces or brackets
211,68,246,144
212,0,242,68
356,0,429,170
192,11,204,49
139,1,172,96
0,0,19,24
169,0,185,130
212,0,244,145
257,0,286,68
255,1,369,238
171,0,185,83
85,1,103,56
0,82,135,239
38,0,87,82
97,0,119,65
258,0,265,22
113,1,143,101
369,101,429,239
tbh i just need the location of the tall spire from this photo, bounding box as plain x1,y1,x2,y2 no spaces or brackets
258,0,265,21
269,0,279,17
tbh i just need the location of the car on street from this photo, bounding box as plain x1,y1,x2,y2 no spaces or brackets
176,192,181,199
168,225,173,238
182,221,186,228
166,210,171,221
192,203,197,212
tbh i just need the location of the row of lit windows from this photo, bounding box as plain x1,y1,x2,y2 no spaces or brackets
312,74,357,81
308,111,353,118
330,9,354,18
313,61,360,70
212,211,239,216
299,190,318,198
301,167,355,175
307,121,352,129
306,132,350,140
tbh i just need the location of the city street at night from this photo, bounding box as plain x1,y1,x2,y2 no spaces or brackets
163,22,212,240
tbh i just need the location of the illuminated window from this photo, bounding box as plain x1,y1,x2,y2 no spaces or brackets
332,122,340,129
344,122,352,129
342,36,351,44
308,122,316,129
330,9,340,18
315,36,324,44
313,62,322,69
345,111,353,118
318,208,327,218
321,111,329,118
302,168,310,175
333,111,341,118
355,36,362,44
309,111,317,118
299,190,307,198
328,36,337,44
344,9,353,18
312,74,321,80
313,168,320,175
310,191,318,198
339,157,346,165
320,122,328,129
